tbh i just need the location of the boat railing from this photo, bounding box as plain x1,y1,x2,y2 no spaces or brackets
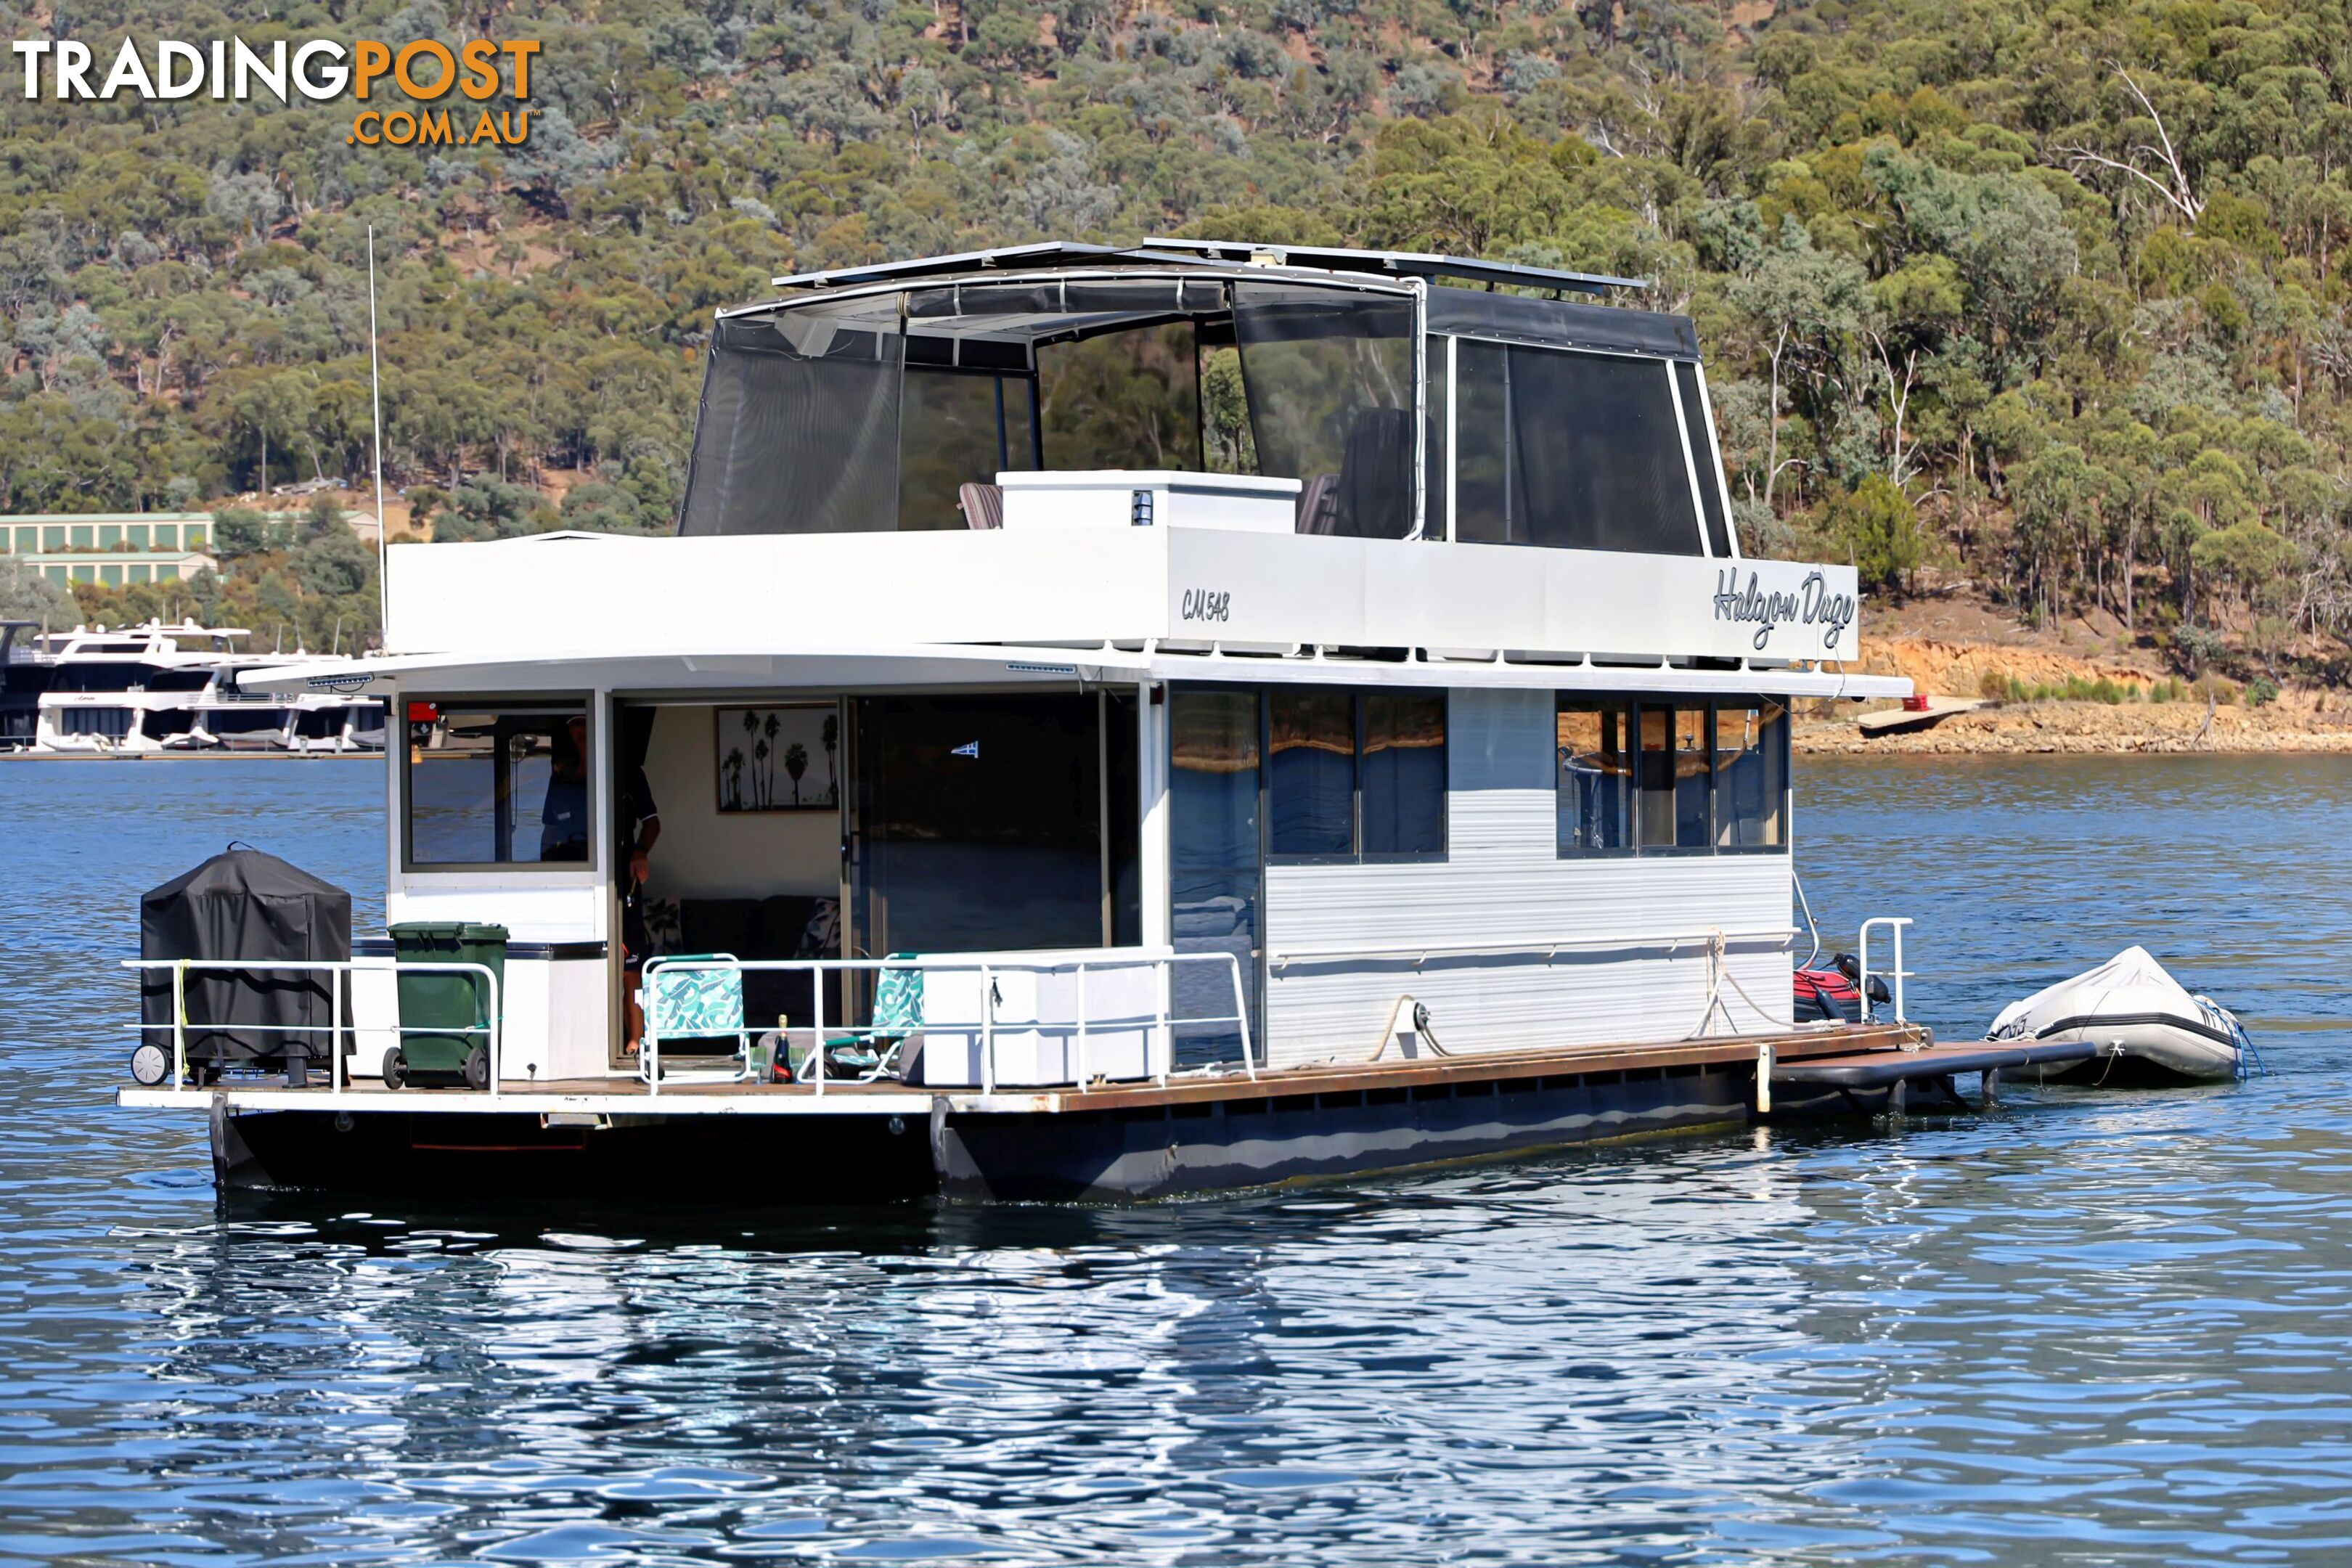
1858,917,1914,1027
122,957,503,1095
637,950,1255,1098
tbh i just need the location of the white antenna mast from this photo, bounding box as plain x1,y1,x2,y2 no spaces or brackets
367,226,389,640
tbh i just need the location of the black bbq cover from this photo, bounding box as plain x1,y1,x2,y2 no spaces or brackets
139,847,352,1063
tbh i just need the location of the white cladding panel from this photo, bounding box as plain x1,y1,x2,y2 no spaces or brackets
1261,688,1792,1066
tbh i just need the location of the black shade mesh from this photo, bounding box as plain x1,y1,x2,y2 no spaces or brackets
678,314,905,536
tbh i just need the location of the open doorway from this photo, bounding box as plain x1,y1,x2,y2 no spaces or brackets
848,693,1138,960
614,690,1140,1069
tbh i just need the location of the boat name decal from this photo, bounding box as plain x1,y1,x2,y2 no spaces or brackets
1712,568,1853,651
1180,588,1230,624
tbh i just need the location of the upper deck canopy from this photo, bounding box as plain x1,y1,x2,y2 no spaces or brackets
680,242,1732,558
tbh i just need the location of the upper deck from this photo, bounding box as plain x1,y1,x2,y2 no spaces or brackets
372,242,1873,686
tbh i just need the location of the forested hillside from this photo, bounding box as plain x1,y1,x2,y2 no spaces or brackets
4,0,2351,679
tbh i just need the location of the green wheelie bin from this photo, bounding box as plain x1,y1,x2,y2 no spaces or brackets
387,922,507,1090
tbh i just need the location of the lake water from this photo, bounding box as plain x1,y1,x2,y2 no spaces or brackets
2,755,2349,1566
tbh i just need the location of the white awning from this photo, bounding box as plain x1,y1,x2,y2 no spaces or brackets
243,642,1908,701
237,642,1153,697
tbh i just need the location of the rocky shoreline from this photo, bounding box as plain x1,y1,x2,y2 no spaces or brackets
1797,695,2352,755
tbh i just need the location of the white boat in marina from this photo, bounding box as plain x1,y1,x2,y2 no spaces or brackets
1989,947,2250,1085
26,622,382,755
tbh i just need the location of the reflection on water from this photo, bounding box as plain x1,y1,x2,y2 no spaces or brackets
1,755,2348,1564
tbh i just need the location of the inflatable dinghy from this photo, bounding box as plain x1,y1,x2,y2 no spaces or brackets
1988,947,2251,1085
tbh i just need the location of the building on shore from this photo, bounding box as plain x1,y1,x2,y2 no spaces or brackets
3,513,219,588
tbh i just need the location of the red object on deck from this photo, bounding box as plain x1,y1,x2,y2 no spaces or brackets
1902,695,1932,711
407,701,438,723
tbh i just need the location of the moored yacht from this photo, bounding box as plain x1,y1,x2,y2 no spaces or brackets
30,622,382,755
121,241,1939,1201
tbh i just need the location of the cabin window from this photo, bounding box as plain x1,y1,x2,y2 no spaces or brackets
1268,687,1447,862
1362,692,1447,855
1559,695,1786,856
1638,704,1712,849
1712,701,1787,848
1455,342,1705,555
406,701,592,869
1557,701,1632,853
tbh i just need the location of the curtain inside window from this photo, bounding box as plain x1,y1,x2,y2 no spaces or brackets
1170,688,1262,1063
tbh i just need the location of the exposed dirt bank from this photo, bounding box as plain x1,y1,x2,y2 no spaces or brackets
1799,690,2352,755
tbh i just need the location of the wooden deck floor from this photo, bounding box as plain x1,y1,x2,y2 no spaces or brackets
122,1022,1932,1118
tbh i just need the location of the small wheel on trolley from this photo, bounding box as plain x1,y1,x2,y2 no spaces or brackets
382,1048,409,1090
129,1044,171,1087
462,1044,491,1092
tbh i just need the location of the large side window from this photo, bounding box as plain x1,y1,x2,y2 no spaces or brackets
1561,695,1785,858
1269,688,1447,862
1455,341,1705,555
407,701,592,868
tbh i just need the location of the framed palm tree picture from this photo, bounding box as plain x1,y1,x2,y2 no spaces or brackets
716,704,840,812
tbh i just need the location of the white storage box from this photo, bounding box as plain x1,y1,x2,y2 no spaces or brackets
916,950,1172,1087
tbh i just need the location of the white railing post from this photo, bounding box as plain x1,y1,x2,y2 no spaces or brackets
1074,962,1088,1090
1229,955,1254,1081
484,964,502,1099
172,959,188,1091
330,965,343,1094
1858,916,1914,1026
810,962,825,1096
980,963,995,1096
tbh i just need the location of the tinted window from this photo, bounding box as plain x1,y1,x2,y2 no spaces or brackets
1455,341,1704,555
1557,701,1631,852
1563,696,1784,858
1362,692,1447,856
1636,704,1711,849
407,702,590,867
1713,701,1787,848
1268,688,1447,862
1268,690,1355,857
1675,361,1734,558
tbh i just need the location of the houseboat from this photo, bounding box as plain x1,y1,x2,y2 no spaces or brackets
29,622,382,754
120,241,1959,1202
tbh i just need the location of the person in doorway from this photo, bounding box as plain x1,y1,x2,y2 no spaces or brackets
613,718,661,1055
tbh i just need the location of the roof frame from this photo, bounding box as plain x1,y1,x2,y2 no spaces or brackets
763,240,1645,300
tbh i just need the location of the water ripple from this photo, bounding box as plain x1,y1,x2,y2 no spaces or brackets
0,756,2347,1564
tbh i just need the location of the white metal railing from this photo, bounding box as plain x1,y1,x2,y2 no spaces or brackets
1858,917,1914,1026
636,950,1254,1098
123,957,503,1096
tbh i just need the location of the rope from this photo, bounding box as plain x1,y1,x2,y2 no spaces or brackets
1687,931,1781,1041
1365,994,1456,1062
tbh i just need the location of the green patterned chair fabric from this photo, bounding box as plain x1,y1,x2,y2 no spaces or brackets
647,954,745,1040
